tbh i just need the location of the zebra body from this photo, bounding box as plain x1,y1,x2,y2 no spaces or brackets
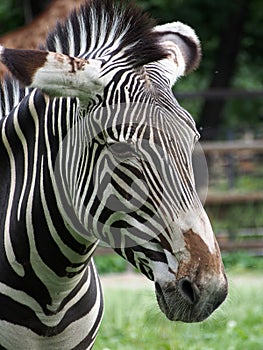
0,87,104,348
0,1,227,349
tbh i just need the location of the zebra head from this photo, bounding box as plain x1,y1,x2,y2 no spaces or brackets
0,0,227,323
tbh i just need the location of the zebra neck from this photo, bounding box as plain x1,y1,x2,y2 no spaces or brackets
1,88,99,287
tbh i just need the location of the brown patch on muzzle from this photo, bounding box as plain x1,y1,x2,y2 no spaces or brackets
177,230,224,281
156,230,227,322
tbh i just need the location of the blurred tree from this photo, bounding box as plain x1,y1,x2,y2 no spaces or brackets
22,0,50,23
0,0,262,134
0,0,49,34
0,0,24,33
139,0,263,137
198,0,249,139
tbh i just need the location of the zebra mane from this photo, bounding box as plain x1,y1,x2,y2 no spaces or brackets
45,0,167,67
0,0,167,119
0,75,29,119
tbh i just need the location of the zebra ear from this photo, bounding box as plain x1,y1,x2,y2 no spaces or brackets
154,22,201,85
0,46,105,100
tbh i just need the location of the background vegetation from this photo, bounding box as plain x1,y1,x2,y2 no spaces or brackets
0,0,263,137
92,269,263,350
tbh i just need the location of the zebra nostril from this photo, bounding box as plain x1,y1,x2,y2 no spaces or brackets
212,285,228,312
178,278,200,304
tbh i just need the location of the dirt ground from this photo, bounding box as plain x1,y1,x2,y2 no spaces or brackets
100,271,263,290
101,272,153,290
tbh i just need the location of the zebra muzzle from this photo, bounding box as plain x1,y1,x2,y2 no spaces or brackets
155,274,227,322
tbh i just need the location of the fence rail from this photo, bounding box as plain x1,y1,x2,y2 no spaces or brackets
201,138,263,255
200,139,263,153
176,88,263,100
206,192,263,205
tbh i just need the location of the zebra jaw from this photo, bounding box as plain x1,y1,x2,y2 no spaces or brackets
0,46,105,100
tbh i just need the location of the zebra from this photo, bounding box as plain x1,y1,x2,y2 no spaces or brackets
0,0,228,349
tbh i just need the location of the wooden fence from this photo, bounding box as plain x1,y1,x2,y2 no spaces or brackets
201,139,263,255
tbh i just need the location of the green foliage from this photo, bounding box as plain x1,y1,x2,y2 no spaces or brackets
222,251,263,271
208,202,263,235
174,73,208,122
210,177,263,194
0,0,24,35
235,175,263,192
94,254,128,274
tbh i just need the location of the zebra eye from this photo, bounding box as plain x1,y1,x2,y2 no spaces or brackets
108,142,136,158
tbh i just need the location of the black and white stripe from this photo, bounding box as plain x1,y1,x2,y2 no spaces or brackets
1,88,104,349
0,1,225,349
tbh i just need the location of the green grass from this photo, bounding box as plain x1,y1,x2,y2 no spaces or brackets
93,272,263,350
